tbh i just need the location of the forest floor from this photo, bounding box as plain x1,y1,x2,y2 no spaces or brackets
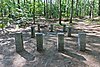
0,17,100,67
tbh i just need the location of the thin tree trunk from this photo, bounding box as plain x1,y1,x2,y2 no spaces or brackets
50,0,52,18
66,0,69,17
79,0,82,17
59,0,62,25
44,0,46,16
24,0,25,5
89,1,93,18
92,0,94,18
1,1,4,33
99,0,100,16
87,0,90,16
76,0,78,16
18,0,20,9
69,0,73,23
46,0,48,18
13,0,15,6
63,0,66,14
30,0,32,14
89,6,92,18
33,0,35,24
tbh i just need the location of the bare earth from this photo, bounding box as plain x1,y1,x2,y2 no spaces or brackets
0,21,100,67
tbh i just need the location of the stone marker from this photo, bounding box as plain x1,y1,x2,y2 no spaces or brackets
36,33,43,51
57,33,64,51
78,33,86,51
67,26,72,37
15,32,24,52
31,26,35,38
63,24,66,32
37,24,40,32
50,24,53,32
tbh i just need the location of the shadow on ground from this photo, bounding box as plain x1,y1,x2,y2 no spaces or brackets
17,50,35,61
61,49,86,61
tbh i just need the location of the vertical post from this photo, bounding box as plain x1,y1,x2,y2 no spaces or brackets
37,24,40,32
78,33,86,51
50,24,53,32
31,26,35,38
67,26,72,37
15,32,24,52
63,24,66,32
36,33,43,52
57,33,64,51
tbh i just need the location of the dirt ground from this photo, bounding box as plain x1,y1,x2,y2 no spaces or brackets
0,20,100,67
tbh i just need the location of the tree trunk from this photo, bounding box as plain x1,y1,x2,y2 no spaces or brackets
89,1,94,18
66,0,69,17
46,0,48,18
24,0,25,5
76,0,78,16
63,0,66,14
50,0,52,18
99,0,100,16
92,0,94,18
59,0,62,25
33,0,35,24
44,0,46,16
79,0,82,17
69,0,73,23
13,0,15,6
1,1,5,33
18,0,20,9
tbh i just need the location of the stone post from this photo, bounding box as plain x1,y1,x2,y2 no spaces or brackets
15,32,24,52
63,24,66,32
37,24,40,32
78,33,86,51
36,33,43,51
67,26,72,37
57,33,64,51
31,26,35,38
50,24,53,32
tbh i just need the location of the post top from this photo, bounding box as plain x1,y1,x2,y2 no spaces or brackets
78,33,86,35
31,26,35,28
35,33,43,35
15,32,22,34
58,33,64,35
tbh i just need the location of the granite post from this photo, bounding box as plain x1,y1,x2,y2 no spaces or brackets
78,33,86,51
15,32,24,52
31,26,35,38
67,26,72,37
36,33,43,51
50,24,53,32
37,24,40,32
63,24,66,32
57,33,64,51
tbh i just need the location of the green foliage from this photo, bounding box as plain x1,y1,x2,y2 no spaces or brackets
0,23,6,28
35,2,44,16
0,0,99,25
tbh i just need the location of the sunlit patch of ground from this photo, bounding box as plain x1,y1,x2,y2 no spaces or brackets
0,19,100,67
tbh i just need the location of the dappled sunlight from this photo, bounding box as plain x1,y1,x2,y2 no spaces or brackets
0,0,100,66
13,54,26,67
0,21,100,67
60,53,72,59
